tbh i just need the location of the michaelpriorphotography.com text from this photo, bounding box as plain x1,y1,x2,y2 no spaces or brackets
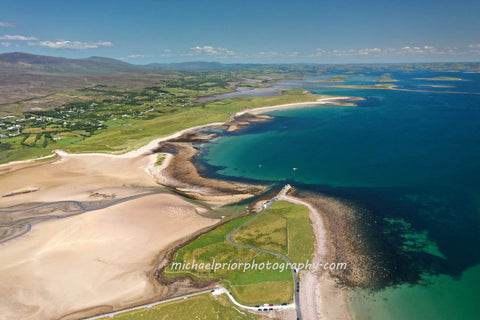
170,259,348,273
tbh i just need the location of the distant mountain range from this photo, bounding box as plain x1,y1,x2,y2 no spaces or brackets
0,52,268,73
3,52,478,75
0,52,148,73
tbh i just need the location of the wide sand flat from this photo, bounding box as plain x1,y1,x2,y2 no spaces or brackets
0,152,157,207
0,193,217,320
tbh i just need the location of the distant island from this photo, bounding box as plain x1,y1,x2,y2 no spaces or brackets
376,73,399,82
313,75,349,83
416,76,465,81
328,83,397,89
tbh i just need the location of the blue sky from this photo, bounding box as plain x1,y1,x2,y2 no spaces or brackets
1,0,479,63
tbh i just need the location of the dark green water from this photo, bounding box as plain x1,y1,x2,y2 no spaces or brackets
199,70,480,319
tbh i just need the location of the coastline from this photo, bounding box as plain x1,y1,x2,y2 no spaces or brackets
0,95,360,320
236,96,364,116
0,95,363,171
280,194,352,320
144,97,359,319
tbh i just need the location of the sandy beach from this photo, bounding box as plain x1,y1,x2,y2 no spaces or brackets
0,194,217,320
0,151,158,207
0,95,358,320
280,195,352,320
236,96,364,116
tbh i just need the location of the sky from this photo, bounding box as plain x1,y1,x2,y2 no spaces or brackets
1,0,479,64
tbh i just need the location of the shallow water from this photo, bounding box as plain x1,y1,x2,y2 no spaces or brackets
198,70,480,319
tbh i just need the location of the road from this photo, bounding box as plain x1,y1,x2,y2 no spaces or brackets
213,287,294,311
226,184,302,320
82,290,213,320
82,286,295,320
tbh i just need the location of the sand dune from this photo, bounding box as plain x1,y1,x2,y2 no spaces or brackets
0,193,217,320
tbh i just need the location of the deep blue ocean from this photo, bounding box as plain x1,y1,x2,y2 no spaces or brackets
198,70,480,319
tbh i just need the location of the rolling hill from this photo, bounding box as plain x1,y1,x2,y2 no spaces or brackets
0,52,147,73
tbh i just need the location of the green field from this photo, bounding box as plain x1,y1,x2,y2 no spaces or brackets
98,293,263,320
232,211,288,254
62,94,325,154
166,200,315,306
0,92,324,164
166,214,293,306
234,200,315,264
231,281,293,306
166,215,290,283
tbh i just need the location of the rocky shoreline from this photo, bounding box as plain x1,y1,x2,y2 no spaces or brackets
146,99,375,319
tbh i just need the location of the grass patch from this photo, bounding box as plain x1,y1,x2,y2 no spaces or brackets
166,215,293,305
224,251,292,285
165,200,315,306
232,213,288,254
154,153,165,166
99,293,261,320
281,89,307,95
231,281,293,306
234,200,315,265
23,134,37,145
237,82,266,88
167,215,255,278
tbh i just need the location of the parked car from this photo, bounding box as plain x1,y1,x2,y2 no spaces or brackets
269,304,274,306
281,302,288,306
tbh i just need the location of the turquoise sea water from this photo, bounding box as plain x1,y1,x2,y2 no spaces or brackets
198,70,480,319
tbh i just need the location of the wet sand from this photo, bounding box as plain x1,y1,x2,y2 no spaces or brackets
0,151,158,208
0,193,217,320
0,94,363,320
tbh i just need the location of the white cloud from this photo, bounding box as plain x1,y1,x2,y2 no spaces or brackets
330,49,357,57
468,44,480,48
358,48,382,55
38,40,113,49
0,22,18,28
190,45,235,56
397,45,439,54
0,35,37,41
1,42,12,47
257,51,282,57
126,54,148,58
314,48,326,56
164,48,171,52
118,54,152,60
308,45,468,58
